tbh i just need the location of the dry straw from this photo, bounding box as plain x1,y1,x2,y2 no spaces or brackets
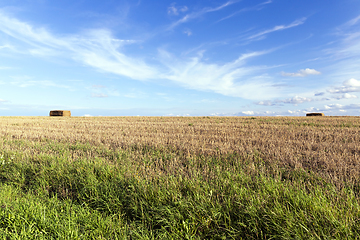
306,112,325,116
49,110,71,117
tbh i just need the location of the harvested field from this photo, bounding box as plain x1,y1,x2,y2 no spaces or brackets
0,116,359,238
1,116,359,186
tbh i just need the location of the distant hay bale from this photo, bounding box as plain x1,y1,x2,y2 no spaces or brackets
306,112,325,117
50,110,71,117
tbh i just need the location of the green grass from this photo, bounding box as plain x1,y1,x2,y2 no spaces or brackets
0,138,359,239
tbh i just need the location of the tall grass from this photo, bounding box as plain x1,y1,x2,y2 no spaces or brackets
0,136,359,239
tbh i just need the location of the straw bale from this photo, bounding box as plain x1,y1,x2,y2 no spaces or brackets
306,112,325,117
50,110,71,117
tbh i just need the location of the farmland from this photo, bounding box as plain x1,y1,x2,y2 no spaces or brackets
0,116,359,239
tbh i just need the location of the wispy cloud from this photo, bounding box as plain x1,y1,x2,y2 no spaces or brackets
249,17,307,40
158,49,281,99
0,44,13,50
217,0,272,23
343,14,360,28
316,16,360,104
167,4,188,16
326,15,360,63
0,9,283,100
281,68,321,77
0,11,158,80
167,1,239,30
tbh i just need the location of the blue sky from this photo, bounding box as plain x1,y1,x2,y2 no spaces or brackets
0,0,360,116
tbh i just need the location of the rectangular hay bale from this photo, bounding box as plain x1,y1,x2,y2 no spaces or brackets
306,112,325,117
50,110,71,117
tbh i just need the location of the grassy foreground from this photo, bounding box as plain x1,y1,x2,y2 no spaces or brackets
0,117,359,239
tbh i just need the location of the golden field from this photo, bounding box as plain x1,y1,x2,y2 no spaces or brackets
1,116,359,187
0,116,359,238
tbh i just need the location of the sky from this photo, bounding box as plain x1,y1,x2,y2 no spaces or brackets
0,0,360,117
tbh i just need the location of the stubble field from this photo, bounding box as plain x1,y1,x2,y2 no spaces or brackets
0,116,359,239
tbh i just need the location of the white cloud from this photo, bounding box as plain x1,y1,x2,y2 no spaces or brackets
83,114,92,117
0,12,158,81
158,49,281,99
344,15,360,28
265,110,274,114
287,110,296,114
167,6,178,16
0,99,6,103
328,78,360,94
167,1,238,30
217,0,272,23
183,29,192,36
335,33,360,61
242,110,254,115
322,103,360,110
164,113,191,117
217,105,360,117
257,100,275,106
257,95,314,106
321,17,360,102
0,9,282,100
282,96,313,104
0,44,12,49
72,30,158,80
324,104,360,110
328,18,360,63
344,78,360,87
167,4,188,16
249,17,306,40
333,93,357,100
281,68,321,77
234,109,306,116
180,6,188,12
